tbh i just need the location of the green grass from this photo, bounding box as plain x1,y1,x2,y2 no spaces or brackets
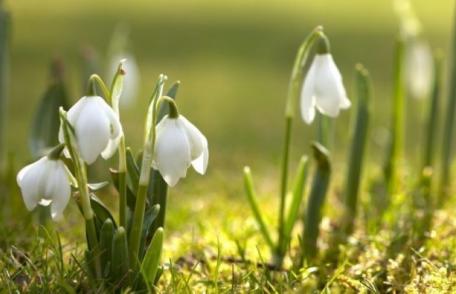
2,0,456,292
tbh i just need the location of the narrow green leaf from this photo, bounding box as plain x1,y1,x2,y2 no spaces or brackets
0,4,9,166
30,61,69,158
300,143,331,265
439,2,456,203
141,227,164,290
126,147,139,196
90,194,117,228
111,227,130,286
100,219,114,276
144,74,166,143
140,204,161,258
283,156,309,247
383,37,405,197
343,64,371,234
423,53,442,170
243,166,275,250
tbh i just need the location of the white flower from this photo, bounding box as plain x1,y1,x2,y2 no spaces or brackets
300,53,351,124
16,157,71,220
153,115,208,187
109,54,140,106
406,40,433,99
59,96,122,164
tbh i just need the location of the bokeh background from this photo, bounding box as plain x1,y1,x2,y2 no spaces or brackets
3,0,455,233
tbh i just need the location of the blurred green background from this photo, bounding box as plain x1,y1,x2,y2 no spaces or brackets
3,0,454,191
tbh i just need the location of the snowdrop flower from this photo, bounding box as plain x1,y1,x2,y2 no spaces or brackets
300,36,351,124
406,40,433,99
17,155,71,220
153,113,208,187
59,96,122,164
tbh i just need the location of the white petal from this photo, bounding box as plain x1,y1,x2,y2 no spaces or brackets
178,116,209,174
313,54,350,117
73,97,111,164
99,100,123,159
154,118,192,187
48,163,71,220
16,157,48,211
192,142,208,175
300,61,317,124
178,116,205,159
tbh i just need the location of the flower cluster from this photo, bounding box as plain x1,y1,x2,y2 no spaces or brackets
17,71,208,220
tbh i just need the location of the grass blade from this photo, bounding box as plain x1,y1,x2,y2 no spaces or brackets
243,166,275,251
343,64,371,233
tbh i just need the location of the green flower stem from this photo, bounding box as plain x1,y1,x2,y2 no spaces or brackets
439,4,456,204
59,110,101,279
384,37,405,197
118,137,127,228
343,65,371,234
129,75,166,266
277,27,324,266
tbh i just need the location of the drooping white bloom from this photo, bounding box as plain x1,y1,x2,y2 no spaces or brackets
300,53,351,124
108,54,140,106
406,40,433,99
16,157,71,220
59,96,122,164
153,115,208,187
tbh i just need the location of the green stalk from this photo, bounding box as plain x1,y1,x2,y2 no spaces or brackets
118,145,127,227
343,65,371,234
278,27,324,266
300,143,331,265
129,75,166,266
423,53,442,171
0,3,10,170
439,4,456,204
384,37,406,197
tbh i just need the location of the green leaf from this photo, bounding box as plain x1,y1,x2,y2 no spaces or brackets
90,194,117,229
283,156,309,247
243,167,275,251
111,227,130,286
30,61,69,158
126,147,139,196
140,204,160,257
300,143,331,265
343,65,371,234
99,219,115,276
141,228,164,290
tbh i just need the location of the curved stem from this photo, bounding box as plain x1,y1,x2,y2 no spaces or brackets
276,27,323,266
88,74,111,101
